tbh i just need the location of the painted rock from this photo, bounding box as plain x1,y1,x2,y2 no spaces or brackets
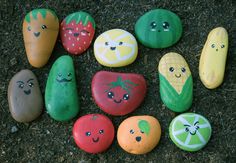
23,9,59,68
117,115,161,154
60,11,95,55
73,114,115,154
92,71,147,116
8,69,43,122
158,52,193,112
199,27,228,89
135,9,182,48
169,113,212,152
94,29,138,67
45,55,79,121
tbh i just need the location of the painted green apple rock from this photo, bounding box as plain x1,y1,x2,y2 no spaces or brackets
135,9,182,48
45,55,79,121
169,113,212,152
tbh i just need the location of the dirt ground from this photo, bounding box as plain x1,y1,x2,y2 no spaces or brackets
0,0,236,162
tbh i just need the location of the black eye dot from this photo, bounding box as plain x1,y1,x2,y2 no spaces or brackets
162,22,170,29
68,72,72,76
28,82,34,87
27,26,31,31
123,94,129,100
19,84,24,89
119,42,123,45
211,44,215,48
150,21,157,28
42,25,47,29
107,92,114,99
185,128,189,132
105,42,109,46
99,130,104,134
221,45,225,48
140,130,144,134
58,73,62,77
85,132,91,136
181,67,186,73
130,129,134,134
169,67,174,72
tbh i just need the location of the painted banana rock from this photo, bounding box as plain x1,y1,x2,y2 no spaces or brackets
199,27,228,89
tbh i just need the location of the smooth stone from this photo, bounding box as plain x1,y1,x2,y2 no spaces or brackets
135,9,182,48
199,27,228,89
94,29,138,67
117,115,161,154
23,9,59,68
92,71,147,116
169,113,212,152
158,52,193,112
45,55,79,121
8,69,43,122
60,11,95,55
73,114,115,154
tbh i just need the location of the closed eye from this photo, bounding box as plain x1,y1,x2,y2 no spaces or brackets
80,30,90,36
66,28,74,30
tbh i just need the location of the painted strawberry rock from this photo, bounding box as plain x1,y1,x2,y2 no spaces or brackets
92,71,147,116
60,11,95,55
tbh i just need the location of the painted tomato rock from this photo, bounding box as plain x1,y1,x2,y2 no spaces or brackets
135,9,182,48
45,55,79,121
199,27,228,89
169,113,212,152
23,9,59,68
92,71,147,116
8,69,43,122
94,29,138,67
117,115,161,154
73,114,115,154
60,11,95,55
158,52,193,112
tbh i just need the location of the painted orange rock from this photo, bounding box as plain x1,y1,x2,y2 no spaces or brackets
117,115,161,154
23,9,59,68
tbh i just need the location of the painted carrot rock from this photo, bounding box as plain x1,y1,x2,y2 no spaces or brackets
199,27,228,89
60,11,95,55
23,9,59,68
158,52,193,112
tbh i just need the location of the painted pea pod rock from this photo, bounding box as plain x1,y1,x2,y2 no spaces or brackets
60,11,96,55
45,55,79,121
158,52,193,112
199,27,228,89
92,71,147,116
94,29,138,67
117,116,161,154
23,9,59,68
169,113,212,152
8,69,43,122
135,9,182,48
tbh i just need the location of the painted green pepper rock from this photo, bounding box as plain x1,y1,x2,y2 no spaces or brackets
158,52,193,112
45,55,79,121
135,9,182,48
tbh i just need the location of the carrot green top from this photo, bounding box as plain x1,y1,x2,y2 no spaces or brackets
25,9,58,23
65,11,95,28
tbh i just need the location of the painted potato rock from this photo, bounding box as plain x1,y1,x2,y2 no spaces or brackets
158,52,193,112
169,113,212,152
73,114,115,154
8,69,43,122
60,11,95,55
117,116,161,154
199,27,228,89
92,71,147,116
94,29,138,67
23,9,59,68
135,9,182,48
45,55,79,121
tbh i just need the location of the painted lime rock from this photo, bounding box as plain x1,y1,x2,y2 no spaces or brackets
158,52,193,112
94,29,138,67
45,55,79,121
73,114,115,153
23,9,59,67
8,69,43,122
60,11,95,55
199,27,228,89
92,71,147,116
117,116,161,154
135,9,182,48
169,113,212,152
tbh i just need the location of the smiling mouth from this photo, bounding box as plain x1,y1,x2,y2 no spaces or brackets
190,131,197,135
56,78,72,83
92,137,99,143
24,89,31,95
110,47,116,51
175,74,181,78
34,32,40,37
114,99,122,103
74,33,79,37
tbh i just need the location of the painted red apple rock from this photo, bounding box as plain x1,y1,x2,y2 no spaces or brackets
72,114,115,154
60,11,95,55
92,71,147,116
